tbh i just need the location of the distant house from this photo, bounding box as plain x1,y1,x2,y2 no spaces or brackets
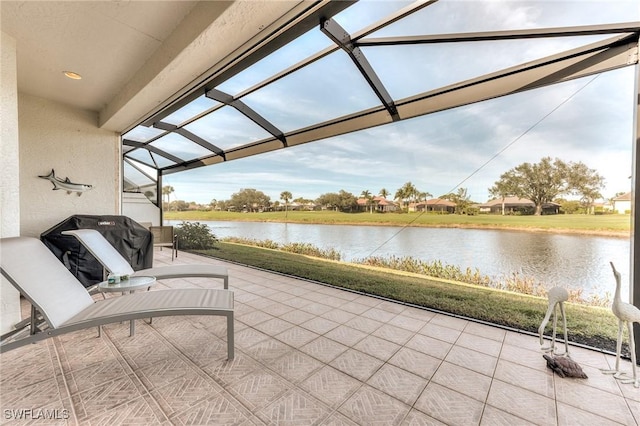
283,201,316,211
593,201,613,213
375,197,398,212
411,198,456,213
612,192,631,214
357,196,398,213
479,197,560,215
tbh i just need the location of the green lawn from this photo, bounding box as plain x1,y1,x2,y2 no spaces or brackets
194,242,624,354
165,210,630,235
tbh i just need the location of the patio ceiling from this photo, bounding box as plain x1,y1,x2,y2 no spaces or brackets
120,0,640,191
0,1,323,132
1,1,200,113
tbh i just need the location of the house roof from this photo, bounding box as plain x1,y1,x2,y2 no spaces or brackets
481,197,533,207
425,198,456,207
412,199,456,207
612,192,631,201
480,197,561,207
358,197,395,206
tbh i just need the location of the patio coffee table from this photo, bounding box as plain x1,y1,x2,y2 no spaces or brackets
97,276,157,336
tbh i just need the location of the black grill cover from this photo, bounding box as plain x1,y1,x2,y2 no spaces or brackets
40,215,153,287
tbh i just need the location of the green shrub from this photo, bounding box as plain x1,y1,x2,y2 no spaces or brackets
175,221,218,250
466,207,479,216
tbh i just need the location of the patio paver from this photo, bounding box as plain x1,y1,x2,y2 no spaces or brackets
1,248,639,425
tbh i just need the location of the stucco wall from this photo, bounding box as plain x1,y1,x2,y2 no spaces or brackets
122,192,160,226
1,32,21,333
1,33,20,237
18,93,120,237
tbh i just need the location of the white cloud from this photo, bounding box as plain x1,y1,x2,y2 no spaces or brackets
161,1,636,205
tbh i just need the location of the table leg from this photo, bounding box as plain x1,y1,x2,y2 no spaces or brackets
147,286,153,325
128,290,135,336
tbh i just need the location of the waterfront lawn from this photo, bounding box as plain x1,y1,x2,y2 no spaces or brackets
166,210,630,234
196,242,622,353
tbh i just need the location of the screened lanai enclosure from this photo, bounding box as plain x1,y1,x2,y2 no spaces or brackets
121,1,640,359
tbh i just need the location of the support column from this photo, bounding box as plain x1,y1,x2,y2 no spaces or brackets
0,31,22,334
632,60,640,365
158,172,164,225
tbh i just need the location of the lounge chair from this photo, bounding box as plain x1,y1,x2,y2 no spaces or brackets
61,229,229,289
0,236,234,359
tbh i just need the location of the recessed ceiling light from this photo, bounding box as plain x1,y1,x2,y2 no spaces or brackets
63,71,82,80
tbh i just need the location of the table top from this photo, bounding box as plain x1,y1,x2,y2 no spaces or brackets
97,276,157,293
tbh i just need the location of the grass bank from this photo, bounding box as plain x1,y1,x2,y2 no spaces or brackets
166,210,630,236
194,242,624,354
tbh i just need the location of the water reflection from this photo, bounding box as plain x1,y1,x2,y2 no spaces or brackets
168,220,630,300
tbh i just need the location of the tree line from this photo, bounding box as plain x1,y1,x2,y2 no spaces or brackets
162,157,610,215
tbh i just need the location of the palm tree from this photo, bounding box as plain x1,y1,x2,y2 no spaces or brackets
417,191,432,202
489,181,511,216
442,188,470,214
395,182,418,211
379,188,389,199
280,191,292,218
414,191,432,212
361,190,373,213
394,187,407,211
162,185,174,210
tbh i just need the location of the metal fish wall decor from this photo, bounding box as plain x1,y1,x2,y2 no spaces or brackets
38,169,93,196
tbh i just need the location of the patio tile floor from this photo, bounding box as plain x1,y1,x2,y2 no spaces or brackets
1,249,639,425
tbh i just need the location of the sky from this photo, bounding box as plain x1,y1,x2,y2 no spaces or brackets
160,0,639,206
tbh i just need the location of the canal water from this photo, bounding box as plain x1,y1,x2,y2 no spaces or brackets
167,219,631,300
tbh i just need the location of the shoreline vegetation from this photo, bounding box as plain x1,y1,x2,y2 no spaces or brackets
219,236,611,307
168,210,630,352
192,241,623,354
164,210,631,238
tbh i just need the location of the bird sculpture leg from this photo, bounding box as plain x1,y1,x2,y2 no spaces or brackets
559,301,569,357
602,261,640,386
550,303,558,354
539,303,557,353
601,319,623,376
617,322,639,388
540,287,569,355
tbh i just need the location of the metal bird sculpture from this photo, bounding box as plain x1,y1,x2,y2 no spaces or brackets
539,286,570,356
601,262,640,388
543,354,588,378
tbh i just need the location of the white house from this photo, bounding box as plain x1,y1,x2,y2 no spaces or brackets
612,192,632,214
